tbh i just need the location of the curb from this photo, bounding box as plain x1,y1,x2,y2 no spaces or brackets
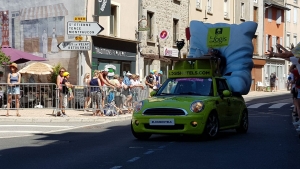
0,115,133,123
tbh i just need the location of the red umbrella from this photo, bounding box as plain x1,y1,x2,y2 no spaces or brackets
1,45,46,64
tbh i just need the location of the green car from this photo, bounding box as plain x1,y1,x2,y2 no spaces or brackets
131,58,248,140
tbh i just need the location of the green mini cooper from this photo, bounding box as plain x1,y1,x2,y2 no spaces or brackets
131,70,248,140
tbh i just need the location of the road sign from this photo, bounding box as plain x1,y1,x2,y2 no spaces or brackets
74,16,86,22
75,36,83,41
57,41,91,51
67,22,104,36
159,30,169,40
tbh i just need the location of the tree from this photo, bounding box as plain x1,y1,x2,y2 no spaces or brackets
0,46,11,66
47,63,62,84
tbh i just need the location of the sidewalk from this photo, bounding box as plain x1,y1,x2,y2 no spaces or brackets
243,90,290,98
0,109,132,123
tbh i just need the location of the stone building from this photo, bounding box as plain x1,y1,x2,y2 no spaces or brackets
137,0,189,83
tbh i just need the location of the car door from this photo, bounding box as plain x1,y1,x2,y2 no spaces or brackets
215,78,234,127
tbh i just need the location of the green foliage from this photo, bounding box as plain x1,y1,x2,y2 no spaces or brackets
0,46,11,66
48,63,62,84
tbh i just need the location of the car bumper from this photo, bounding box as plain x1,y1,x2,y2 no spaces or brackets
131,114,207,135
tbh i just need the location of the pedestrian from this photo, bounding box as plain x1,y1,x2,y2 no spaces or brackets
145,71,155,97
122,72,133,108
56,67,66,116
61,72,73,116
83,73,91,112
90,71,104,116
270,73,277,92
98,68,116,108
6,63,21,117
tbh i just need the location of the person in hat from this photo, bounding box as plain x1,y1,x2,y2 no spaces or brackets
6,63,21,117
56,67,67,116
122,72,133,109
98,68,117,108
61,71,73,116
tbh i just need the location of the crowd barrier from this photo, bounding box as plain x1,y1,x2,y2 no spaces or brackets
53,85,149,116
0,83,150,116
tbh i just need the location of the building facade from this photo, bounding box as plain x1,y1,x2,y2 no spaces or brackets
284,0,300,75
137,0,189,83
264,0,289,90
88,0,139,85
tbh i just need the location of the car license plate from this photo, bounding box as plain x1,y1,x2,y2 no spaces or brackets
149,119,175,126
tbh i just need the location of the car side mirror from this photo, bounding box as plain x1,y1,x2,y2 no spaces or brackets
150,90,157,97
222,90,231,97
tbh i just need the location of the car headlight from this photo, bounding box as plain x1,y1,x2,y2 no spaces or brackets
190,101,204,113
134,101,143,113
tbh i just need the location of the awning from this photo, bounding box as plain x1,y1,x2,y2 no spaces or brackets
20,3,68,21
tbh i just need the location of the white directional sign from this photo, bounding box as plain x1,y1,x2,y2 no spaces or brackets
67,22,104,36
57,41,91,51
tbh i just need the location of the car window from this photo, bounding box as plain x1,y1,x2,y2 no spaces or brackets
158,78,213,96
216,78,229,95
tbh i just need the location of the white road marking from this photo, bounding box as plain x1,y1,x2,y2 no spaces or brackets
127,157,140,163
144,150,154,155
158,145,166,149
247,103,268,108
110,166,122,169
129,147,143,149
0,125,74,128
43,121,110,134
291,105,294,107
0,121,111,139
0,131,42,133
269,103,288,108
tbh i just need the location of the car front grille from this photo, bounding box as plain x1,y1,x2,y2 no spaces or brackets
143,108,187,116
144,124,184,130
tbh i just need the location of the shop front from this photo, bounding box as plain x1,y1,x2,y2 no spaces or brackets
91,36,137,78
264,59,286,90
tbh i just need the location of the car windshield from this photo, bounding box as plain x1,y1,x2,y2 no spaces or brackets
156,78,213,96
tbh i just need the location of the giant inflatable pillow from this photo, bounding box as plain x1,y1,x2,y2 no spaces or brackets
188,21,258,95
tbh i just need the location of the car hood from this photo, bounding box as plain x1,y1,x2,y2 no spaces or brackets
145,95,209,104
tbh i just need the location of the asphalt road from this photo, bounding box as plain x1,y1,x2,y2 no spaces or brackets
0,93,299,169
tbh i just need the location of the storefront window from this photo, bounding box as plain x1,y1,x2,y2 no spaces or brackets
93,59,131,79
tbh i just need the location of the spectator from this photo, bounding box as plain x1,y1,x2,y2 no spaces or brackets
56,67,66,116
61,72,73,116
287,72,293,91
270,73,277,92
89,71,103,116
145,71,155,97
6,63,21,117
83,73,91,112
123,72,133,108
290,65,299,119
98,68,116,108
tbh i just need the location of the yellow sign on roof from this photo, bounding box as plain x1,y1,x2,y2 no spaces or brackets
168,69,212,78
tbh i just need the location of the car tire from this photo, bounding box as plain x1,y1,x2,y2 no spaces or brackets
131,124,151,140
236,109,248,133
203,112,219,139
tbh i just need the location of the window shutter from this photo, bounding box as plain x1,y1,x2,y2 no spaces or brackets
266,34,269,52
287,5,291,22
286,34,290,47
272,36,276,52
276,10,281,24
294,7,298,23
268,8,272,22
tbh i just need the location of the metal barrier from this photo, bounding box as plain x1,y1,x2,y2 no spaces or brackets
0,82,151,117
55,85,149,116
0,83,57,110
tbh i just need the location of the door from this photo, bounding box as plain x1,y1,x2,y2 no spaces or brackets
215,78,233,127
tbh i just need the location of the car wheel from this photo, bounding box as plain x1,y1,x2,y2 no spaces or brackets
236,109,248,133
203,112,219,139
131,123,151,140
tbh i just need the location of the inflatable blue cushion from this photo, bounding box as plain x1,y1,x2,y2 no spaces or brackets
188,21,258,95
